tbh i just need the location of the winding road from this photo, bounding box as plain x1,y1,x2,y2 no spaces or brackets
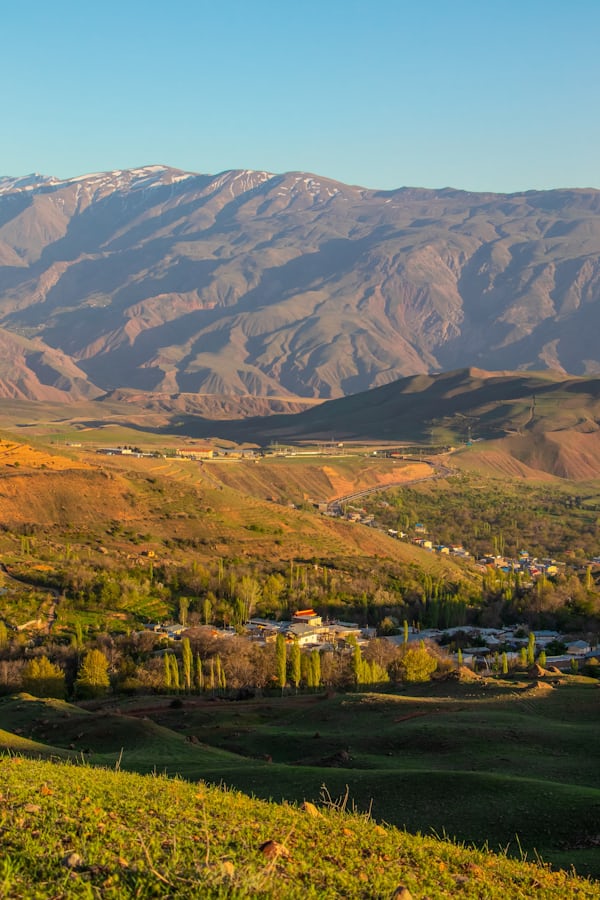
326,458,455,514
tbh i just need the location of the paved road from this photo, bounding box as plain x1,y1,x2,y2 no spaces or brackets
326,459,455,514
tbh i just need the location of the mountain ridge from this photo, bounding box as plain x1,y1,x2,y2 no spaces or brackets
2,165,600,404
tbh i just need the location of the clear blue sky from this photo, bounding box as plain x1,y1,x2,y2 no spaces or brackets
3,0,599,192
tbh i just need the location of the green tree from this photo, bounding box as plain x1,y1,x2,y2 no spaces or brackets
290,639,301,692
181,637,193,691
214,655,226,692
22,656,65,698
276,633,287,693
403,619,409,645
311,649,321,689
169,654,180,691
195,653,204,692
178,596,189,627
527,632,536,666
501,651,509,675
0,621,8,649
76,649,110,698
538,649,547,668
202,593,214,626
396,646,437,683
238,575,261,622
163,653,172,690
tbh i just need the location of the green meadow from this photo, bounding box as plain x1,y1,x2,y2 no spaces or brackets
2,674,599,881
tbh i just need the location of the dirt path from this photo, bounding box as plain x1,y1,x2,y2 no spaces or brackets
0,563,61,634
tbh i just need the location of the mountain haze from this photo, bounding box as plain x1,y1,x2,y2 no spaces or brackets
1,166,600,405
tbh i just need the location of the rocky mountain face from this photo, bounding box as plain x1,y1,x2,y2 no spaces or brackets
1,165,600,404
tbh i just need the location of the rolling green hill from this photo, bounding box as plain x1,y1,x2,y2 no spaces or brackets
2,676,599,880
1,754,598,898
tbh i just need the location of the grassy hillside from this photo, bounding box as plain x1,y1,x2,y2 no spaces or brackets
2,676,599,880
0,754,598,899
0,435,477,633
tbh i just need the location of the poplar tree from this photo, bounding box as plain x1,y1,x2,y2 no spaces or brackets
352,640,363,688
214,655,226,692
311,649,321,689
169,654,180,691
527,632,536,666
195,653,204,692
181,637,193,691
502,651,509,675
290,639,301,692
164,654,172,690
276,633,287,693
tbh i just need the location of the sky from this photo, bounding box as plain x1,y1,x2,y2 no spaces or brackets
3,0,600,193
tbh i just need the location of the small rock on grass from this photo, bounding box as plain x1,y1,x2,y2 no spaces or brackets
62,852,84,870
221,860,235,878
301,801,322,818
259,840,291,860
391,887,412,900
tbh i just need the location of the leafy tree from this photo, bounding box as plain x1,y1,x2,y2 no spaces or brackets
392,646,438,683
195,653,204,692
76,649,110,698
178,597,189,627
163,653,172,690
202,594,214,626
501,651,509,675
181,637,193,690
527,632,536,666
169,654,180,691
214,655,226,691
22,656,65,698
290,639,301,691
0,621,8,649
311,649,321,689
237,575,261,622
276,633,287,692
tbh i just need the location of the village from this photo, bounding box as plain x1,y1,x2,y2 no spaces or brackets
143,606,598,675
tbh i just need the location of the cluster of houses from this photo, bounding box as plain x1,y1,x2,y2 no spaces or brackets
338,510,573,579
144,609,373,651
476,550,563,578
143,613,596,674
246,609,374,648
387,624,597,670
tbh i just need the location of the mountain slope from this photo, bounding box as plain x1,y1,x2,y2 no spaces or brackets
2,167,600,402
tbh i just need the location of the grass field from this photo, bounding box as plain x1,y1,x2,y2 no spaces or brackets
2,755,598,899
2,675,599,880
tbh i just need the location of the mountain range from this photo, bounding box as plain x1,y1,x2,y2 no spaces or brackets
1,165,600,408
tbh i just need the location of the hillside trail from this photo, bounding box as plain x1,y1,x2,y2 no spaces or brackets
0,563,61,634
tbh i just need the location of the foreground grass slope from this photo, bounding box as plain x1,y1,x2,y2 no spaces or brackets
2,678,599,879
1,755,598,899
